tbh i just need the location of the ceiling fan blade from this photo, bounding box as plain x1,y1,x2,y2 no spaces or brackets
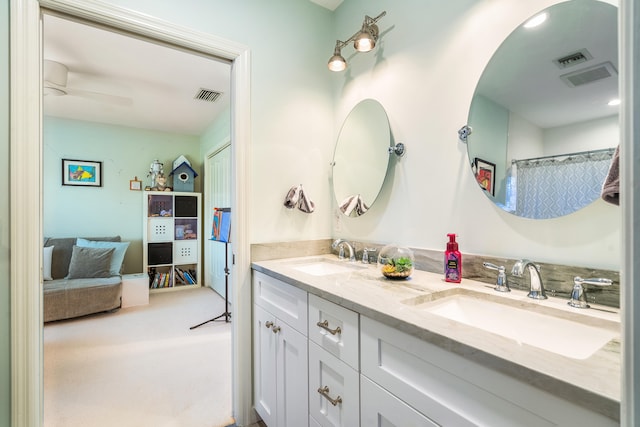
65,87,133,107
43,60,68,87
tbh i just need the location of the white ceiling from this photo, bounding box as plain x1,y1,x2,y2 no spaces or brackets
476,1,618,129
42,1,339,136
43,1,617,137
43,13,231,136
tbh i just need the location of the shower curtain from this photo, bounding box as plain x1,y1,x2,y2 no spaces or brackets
508,150,613,219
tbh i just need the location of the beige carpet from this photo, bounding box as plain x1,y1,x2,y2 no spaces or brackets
44,287,233,427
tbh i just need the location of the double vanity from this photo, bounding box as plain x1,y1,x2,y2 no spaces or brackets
251,255,620,427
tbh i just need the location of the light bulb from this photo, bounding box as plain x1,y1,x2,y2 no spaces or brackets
328,54,347,72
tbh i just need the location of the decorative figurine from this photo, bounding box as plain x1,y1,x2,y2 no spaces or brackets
147,159,164,189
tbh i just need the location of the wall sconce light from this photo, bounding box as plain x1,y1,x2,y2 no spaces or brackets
328,11,386,72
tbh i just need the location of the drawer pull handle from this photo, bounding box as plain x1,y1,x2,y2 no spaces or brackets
317,320,342,336
317,386,342,406
272,326,281,333
265,321,274,329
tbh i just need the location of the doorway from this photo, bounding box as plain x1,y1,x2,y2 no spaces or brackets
11,1,253,425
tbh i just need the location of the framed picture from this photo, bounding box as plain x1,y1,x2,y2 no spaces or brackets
130,177,142,191
474,157,495,196
62,159,102,187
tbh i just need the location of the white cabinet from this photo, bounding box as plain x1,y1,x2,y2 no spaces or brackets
360,316,617,427
308,294,359,370
143,191,201,292
308,342,359,427
361,375,438,427
253,271,308,427
307,294,360,427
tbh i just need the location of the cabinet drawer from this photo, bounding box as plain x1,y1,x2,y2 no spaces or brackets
308,294,359,370
308,342,359,427
147,217,174,242
361,375,438,427
173,240,198,264
253,271,308,335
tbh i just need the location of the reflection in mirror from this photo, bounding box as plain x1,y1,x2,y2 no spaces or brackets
467,0,618,219
332,99,391,217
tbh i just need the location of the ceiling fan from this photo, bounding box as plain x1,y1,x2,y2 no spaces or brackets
43,59,133,106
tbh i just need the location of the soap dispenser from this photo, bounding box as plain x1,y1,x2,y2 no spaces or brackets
444,233,462,283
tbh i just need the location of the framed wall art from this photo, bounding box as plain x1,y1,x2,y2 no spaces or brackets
130,176,142,191
474,157,495,196
62,159,103,187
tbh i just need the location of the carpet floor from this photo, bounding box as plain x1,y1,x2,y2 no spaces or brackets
44,287,233,427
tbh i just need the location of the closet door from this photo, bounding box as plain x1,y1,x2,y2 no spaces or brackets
205,144,231,297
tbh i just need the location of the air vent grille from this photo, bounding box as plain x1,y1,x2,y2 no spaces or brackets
194,88,222,103
554,49,592,68
560,62,617,87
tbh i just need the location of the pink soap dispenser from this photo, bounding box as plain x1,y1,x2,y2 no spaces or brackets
444,233,462,283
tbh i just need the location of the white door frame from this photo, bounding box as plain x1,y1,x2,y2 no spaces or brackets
10,1,254,425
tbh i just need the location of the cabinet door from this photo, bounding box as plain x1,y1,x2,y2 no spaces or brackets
308,342,359,427
254,304,277,427
361,376,438,427
276,320,309,427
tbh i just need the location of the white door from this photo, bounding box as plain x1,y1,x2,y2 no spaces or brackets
205,143,231,297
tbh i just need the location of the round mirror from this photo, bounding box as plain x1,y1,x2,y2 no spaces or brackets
467,0,618,219
332,99,391,217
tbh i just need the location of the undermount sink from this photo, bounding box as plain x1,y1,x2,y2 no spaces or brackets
291,259,366,276
403,290,618,360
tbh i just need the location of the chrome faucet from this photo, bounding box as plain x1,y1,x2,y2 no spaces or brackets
568,276,613,308
483,262,510,292
332,239,355,262
511,259,547,300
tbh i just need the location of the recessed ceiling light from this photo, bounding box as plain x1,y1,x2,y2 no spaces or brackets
524,12,548,29
608,99,620,106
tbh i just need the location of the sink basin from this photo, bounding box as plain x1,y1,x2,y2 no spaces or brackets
404,291,617,360
291,259,366,276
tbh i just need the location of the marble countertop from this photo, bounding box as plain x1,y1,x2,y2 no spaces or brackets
252,254,621,421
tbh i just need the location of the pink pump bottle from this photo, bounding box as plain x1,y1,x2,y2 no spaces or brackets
444,233,462,283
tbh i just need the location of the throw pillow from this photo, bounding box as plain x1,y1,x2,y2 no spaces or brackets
76,238,130,276
43,246,54,281
66,246,115,279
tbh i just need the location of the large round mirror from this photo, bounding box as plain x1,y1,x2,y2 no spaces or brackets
467,0,618,219
332,99,391,217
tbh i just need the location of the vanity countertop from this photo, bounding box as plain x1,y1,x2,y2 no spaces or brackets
252,255,621,421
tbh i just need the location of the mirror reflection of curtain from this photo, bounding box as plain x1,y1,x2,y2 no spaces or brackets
507,150,614,219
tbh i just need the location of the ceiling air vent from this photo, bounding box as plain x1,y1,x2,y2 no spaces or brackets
194,88,222,103
560,62,617,88
553,49,592,69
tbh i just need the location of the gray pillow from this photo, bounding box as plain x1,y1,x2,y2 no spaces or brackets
66,246,115,279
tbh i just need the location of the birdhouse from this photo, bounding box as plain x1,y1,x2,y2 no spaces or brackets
170,161,198,192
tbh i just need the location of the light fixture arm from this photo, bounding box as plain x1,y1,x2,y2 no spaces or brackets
328,11,386,72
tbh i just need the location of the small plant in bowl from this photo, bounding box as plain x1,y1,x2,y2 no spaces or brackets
378,245,414,280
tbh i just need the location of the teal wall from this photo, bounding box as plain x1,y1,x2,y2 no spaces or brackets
0,0,10,424
44,116,201,273
200,105,231,158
